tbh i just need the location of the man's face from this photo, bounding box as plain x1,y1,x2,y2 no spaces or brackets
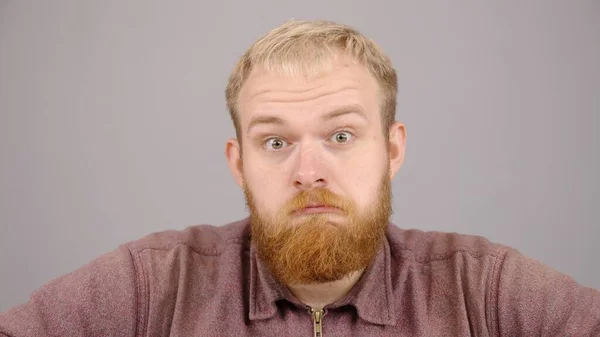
226,56,405,284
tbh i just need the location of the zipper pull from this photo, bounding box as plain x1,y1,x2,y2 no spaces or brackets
310,307,324,337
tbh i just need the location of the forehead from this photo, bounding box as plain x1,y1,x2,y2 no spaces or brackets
237,58,381,126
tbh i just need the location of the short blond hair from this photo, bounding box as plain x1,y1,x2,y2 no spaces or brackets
225,20,397,140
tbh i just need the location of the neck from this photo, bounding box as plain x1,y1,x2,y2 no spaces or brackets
286,269,364,309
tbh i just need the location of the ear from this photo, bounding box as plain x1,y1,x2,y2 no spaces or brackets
225,138,244,188
388,122,406,180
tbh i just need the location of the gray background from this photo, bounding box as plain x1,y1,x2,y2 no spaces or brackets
1,1,598,311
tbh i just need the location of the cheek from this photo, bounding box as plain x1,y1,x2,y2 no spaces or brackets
335,149,387,206
243,158,290,213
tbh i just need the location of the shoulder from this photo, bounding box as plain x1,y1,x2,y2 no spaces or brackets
125,217,251,256
386,223,508,263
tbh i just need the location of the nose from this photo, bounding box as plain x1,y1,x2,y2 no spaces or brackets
292,144,327,190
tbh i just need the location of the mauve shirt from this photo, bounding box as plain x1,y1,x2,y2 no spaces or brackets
1,218,599,336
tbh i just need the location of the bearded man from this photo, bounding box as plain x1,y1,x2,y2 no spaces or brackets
1,20,599,337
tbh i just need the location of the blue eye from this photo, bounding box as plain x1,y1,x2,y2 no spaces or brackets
264,138,288,150
330,131,353,143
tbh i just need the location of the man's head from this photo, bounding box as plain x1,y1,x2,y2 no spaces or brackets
225,20,406,285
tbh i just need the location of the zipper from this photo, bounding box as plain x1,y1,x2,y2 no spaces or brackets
310,307,324,337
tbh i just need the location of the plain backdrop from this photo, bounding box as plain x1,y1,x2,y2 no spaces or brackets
1,1,598,312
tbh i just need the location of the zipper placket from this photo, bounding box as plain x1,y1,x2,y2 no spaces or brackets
310,307,324,337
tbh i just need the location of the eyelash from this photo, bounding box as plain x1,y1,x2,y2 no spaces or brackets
262,129,355,151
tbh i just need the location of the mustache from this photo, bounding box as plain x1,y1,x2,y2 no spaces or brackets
282,188,353,214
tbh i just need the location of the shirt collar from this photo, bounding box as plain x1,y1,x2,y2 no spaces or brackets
248,240,287,320
247,223,397,326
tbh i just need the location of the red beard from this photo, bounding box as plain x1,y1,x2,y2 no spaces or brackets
245,174,391,285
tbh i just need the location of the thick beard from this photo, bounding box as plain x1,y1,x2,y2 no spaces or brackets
245,173,392,286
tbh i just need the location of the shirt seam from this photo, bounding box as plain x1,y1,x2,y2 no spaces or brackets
130,237,247,257
489,247,507,337
126,244,149,337
492,247,509,337
389,243,503,264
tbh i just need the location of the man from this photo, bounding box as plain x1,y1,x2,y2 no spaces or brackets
1,19,598,337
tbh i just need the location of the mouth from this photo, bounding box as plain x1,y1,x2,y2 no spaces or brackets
292,204,343,215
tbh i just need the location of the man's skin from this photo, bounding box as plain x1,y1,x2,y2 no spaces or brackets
225,54,407,309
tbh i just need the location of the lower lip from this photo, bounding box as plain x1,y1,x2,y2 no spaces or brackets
294,206,341,215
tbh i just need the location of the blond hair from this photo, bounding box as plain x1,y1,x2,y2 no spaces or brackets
225,20,397,140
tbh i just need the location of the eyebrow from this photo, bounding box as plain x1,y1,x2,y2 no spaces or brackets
321,104,368,122
247,115,286,133
247,104,368,133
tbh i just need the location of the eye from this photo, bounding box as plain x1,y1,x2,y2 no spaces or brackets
330,131,353,144
264,137,288,150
